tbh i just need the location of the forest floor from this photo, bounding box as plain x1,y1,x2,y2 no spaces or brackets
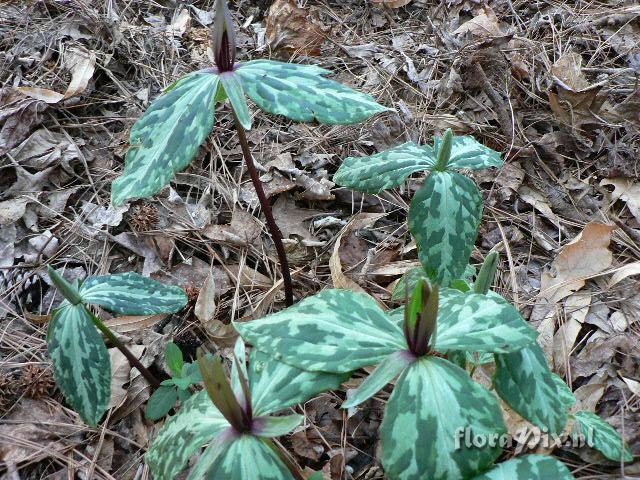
1,0,639,478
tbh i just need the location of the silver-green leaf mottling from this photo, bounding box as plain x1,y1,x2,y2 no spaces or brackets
572,411,633,462
111,71,220,205
493,344,568,434
145,390,231,480
249,350,348,416
435,289,538,354
381,357,505,480
434,135,503,171
236,60,391,125
48,303,111,426
334,142,435,193
409,171,483,286
471,454,575,480
204,435,294,480
234,289,406,373
79,272,187,315
342,351,414,409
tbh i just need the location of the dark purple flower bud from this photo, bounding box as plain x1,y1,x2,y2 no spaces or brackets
212,0,237,72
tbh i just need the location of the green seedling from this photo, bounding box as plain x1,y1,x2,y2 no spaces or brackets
146,339,347,479
46,266,187,425
145,342,202,420
110,0,391,306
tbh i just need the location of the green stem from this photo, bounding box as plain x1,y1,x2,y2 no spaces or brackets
91,314,161,389
47,266,82,305
231,110,294,306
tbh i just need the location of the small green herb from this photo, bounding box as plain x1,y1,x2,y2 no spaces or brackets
47,266,187,426
145,342,202,420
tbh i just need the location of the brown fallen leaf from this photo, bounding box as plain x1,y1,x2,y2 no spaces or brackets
600,178,640,224
272,194,324,246
203,209,262,246
0,88,48,154
548,53,611,130
454,6,505,38
540,222,616,302
18,46,96,103
104,313,166,334
195,271,217,323
109,345,146,409
330,213,386,296
265,0,327,56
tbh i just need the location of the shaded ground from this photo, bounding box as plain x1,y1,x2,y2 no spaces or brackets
1,0,639,478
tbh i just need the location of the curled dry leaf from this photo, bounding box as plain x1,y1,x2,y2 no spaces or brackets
540,222,616,302
203,209,262,246
329,212,386,296
195,271,217,323
104,313,167,334
265,0,327,56
18,46,96,104
109,345,146,409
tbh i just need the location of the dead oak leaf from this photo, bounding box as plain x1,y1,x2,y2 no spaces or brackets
540,222,616,302
265,0,327,56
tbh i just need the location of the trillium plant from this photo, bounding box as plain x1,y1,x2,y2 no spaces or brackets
46,266,187,425
334,128,501,286
146,339,346,479
110,0,390,306
145,342,203,420
234,132,633,477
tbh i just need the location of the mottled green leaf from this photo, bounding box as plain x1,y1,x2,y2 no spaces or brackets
409,171,483,286
145,385,178,420
145,390,230,480
220,71,251,130
48,303,111,426
381,357,505,480
165,341,184,376
391,267,430,301
494,344,568,434
334,142,435,193
472,454,574,480
249,350,348,416
185,428,237,480
552,373,576,410
204,435,294,480
572,411,633,462
79,272,187,315
111,71,220,205
434,135,503,171
235,289,406,373
253,414,303,438
435,289,538,353
342,351,414,408
236,60,391,125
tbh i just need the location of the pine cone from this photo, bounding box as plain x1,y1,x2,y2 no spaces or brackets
20,364,55,399
128,202,159,231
